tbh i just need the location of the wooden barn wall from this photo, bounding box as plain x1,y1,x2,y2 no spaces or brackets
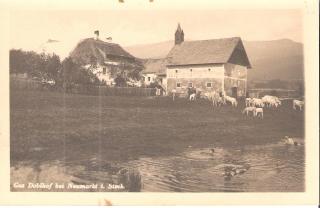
228,40,251,67
224,78,246,97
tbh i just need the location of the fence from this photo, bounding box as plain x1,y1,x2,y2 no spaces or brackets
248,88,301,99
70,85,156,96
10,77,48,91
97,86,156,96
10,77,156,97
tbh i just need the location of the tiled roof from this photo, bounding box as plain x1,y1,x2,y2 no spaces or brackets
142,58,167,75
166,37,251,68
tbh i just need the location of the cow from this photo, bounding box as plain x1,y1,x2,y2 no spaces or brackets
293,99,304,111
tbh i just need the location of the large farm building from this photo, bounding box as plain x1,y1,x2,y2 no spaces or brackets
142,24,252,98
166,25,251,98
69,25,252,98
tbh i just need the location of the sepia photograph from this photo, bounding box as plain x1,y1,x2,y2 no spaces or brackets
1,0,319,205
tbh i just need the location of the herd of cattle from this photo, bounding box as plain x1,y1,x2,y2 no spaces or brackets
171,89,304,119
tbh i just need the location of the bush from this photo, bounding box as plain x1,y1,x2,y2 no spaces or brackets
114,76,127,87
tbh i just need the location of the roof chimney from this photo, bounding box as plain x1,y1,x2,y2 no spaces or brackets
94,30,99,40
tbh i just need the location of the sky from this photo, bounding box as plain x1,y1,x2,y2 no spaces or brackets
9,9,303,58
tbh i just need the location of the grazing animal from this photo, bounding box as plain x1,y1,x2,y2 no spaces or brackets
254,108,264,119
252,98,264,108
204,91,222,107
211,92,221,107
293,99,304,111
217,97,225,106
225,96,238,107
245,98,252,107
242,106,256,116
171,89,177,101
262,95,281,108
202,92,211,100
189,93,196,101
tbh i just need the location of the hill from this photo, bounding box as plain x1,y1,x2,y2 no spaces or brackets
124,39,304,81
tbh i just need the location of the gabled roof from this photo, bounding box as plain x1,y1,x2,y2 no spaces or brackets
70,38,136,65
166,37,251,68
142,58,167,75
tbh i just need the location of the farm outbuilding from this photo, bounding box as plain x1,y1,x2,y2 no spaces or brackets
165,24,252,98
141,58,167,90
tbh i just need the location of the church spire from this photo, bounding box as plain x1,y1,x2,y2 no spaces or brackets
175,23,184,45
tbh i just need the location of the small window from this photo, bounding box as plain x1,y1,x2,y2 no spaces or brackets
176,82,181,88
208,68,211,72
175,70,178,73
103,67,106,75
188,82,193,88
237,80,241,86
190,69,193,72
206,82,212,88
148,77,151,81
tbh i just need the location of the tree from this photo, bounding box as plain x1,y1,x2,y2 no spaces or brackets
107,60,144,84
114,75,127,87
9,49,25,74
44,53,61,82
58,57,101,92
10,49,62,84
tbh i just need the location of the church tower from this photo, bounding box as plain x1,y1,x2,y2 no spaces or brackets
175,23,184,45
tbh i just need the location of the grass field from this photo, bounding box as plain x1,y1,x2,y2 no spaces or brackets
10,89,304,166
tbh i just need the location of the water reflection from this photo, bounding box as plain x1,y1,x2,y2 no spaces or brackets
11,141,304,192
125,141,304,192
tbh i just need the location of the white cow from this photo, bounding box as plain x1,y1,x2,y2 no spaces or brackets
225,96,238,107
242,106,256,116
262,95,281,108
254,108,264,119
245,98,252,107
293,99,304,111
252,98,265,108
203,91,222,107
203,92,211,100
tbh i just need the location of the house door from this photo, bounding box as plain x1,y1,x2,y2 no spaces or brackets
231,87,238,98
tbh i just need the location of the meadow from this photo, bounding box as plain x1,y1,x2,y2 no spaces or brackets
10,89,304,167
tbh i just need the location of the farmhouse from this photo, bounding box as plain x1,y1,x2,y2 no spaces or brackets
70,31,143,86
166,24,252,98
141,58,167,88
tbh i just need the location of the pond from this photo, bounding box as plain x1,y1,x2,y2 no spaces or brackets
11,140,304,192
125,141,304,192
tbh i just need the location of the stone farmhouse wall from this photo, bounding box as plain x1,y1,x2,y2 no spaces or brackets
166,63,248,98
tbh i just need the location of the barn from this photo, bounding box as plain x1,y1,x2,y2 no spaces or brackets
166,24,252,98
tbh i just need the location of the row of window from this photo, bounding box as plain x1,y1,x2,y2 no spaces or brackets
176,80,242,88
176,82,213,88
175,68,212,73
